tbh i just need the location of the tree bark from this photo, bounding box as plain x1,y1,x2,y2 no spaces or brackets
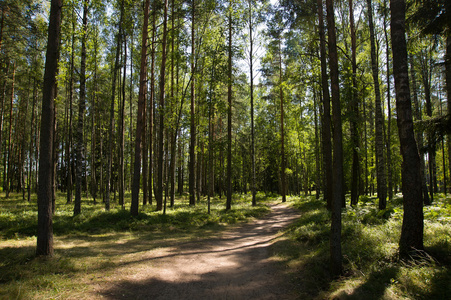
148,6,156,206
189,0,196,206
91,24,99,204
326,0,343,276
74,0,88,216
279,40,286,203
317,0,333,209
314,89,321,199
0,61,8,185
390,0,424,256
36,0,62,257
66,12,75,204
446,36,451,194
120,35,127,208
106,1,124,211
226,1,233,210
5,62,15,198
420,45,436,204
349,0,361,207
28,74,37,202
383,1,393,200
156,0,169,211
248,0,256,206
131,0,150,216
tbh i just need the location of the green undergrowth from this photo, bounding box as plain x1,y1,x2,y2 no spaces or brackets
0,192,271,239
272,194,451,300
0,191,272,299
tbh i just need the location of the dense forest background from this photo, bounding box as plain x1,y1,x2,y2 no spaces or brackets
0,0,450,280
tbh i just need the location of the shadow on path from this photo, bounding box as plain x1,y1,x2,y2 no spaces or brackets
98,203,300,300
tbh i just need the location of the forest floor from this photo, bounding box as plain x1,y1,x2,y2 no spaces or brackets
90,203,300,299
2,193,450,299
0,196,302,299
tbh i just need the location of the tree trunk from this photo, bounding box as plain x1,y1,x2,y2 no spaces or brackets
248,0,256,206
0,8,3,53
106,1,124,211
131,0,150,216
52,104,58,213
168,0,176,207
314,89,321,199
21,74,32,200
142,52,148,207
367,0,387,209
91,24,99,204
383,1,393,200
189,0,196,206
156,0,169,211
420,46,436,204
349,0,361,207
279,40,286,203
74,0,88,216
446,36,451,195
36,0,62,257
120,35,127,208
226,1,233,210
326,0,343,276
29,75,38,202
5,62,15,198
66,13,75,204
148,7,156,206
0,62,8,187
317,0,333,209
390,0,424,257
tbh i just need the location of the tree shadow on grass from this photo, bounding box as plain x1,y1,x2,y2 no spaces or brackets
0,246,36,283
270,236,332,300
420,265,451,300
345,267,400,300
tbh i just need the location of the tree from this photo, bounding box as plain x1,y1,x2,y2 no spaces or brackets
189,0,196,206
367,0,387,209
148,4,157,207
156,0,169,211
278,38,286,203
65,6,76,205
409,0,450,199
326,0,343,276
390,0,424,256
105,0,124,211
74,0,89,216
131,0,150,216
248,0,257,206
317,0,333,209
36,0,62,257
226,0,233,210
382,0,394,200
349,0,360,207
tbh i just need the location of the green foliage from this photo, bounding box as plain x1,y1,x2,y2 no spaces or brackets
271,195,451,299
0,192,274,299
0,192,271,239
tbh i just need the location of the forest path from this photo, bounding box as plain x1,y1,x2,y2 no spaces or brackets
95,203,300,299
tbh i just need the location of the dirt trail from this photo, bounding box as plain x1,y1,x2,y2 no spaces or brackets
97,203,300,300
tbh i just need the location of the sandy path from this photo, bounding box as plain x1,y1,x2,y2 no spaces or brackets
97,203,300,299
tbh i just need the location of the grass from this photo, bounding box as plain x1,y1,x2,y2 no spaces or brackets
271,194,451,300
0,191,272,299
2,191,450,299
